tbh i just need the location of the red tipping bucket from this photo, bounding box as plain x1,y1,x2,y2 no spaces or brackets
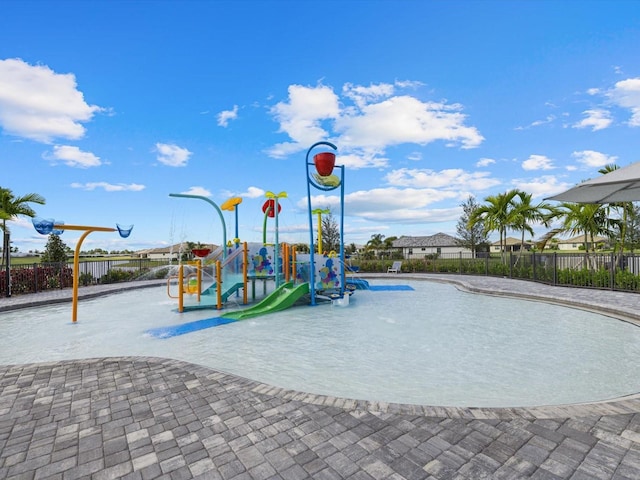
313,152,336,176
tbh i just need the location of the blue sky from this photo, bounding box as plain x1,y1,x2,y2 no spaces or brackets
2,1,640,253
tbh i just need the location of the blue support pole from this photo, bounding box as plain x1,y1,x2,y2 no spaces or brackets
169,193,227,258
305,141,338,306
338,165,345,297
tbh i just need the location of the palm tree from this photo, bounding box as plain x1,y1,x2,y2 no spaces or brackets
383,236,398,258
0,188,46,297
365,233,385,259
468,189,519,263
510,191,553,264
598,164,632,258
549,202,615,268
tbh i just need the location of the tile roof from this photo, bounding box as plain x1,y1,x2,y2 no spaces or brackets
392,233,460,248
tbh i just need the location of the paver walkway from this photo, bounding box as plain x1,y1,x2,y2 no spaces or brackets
1,274,640,479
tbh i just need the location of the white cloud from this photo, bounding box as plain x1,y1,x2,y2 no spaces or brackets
513,176,573,199
336,152,388,170
154,142,192,167
181,186,211,196
353,206,462,223
0,58,102,143
573,108,613,131
608,77,640,126
522,155,555,171
476,157,495,167
342,82,395,108
217,105,238,127
335,95,483,150
384,168,501,191
220,186,265,199
515,115,556,130
356,191,462,221
300,187,465,224
242,186,265,198
44,145,102,168
267,82,483,159
70,182,145,192
266,84,340,157
571,150,617,168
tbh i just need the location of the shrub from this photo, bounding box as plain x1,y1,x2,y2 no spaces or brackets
100,269,135,284
79,272,94,286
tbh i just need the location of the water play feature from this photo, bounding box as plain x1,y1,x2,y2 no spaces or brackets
165,141,351,317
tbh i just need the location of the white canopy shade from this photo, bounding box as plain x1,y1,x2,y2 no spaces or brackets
547,162,640,203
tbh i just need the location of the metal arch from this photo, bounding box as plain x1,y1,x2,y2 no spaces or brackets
169,193,227,258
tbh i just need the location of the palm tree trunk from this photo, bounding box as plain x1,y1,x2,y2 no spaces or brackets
3,232,10,297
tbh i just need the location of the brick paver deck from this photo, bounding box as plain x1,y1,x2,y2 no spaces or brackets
1,274,640,479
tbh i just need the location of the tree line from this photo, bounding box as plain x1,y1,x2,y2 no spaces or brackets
457,165,640,263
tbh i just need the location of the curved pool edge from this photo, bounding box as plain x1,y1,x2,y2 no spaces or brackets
360,272,640,325
4,274,640,415
2,356,640,420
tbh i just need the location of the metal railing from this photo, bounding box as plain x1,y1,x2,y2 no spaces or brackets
359,251,640,293
6,251,640,297
1,258,173,296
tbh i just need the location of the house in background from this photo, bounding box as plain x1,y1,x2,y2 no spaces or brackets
556,235,609,251
137,243,218,261
392,233,472,259
490,237,534,253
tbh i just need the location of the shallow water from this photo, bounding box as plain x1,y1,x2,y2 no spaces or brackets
1,279,639,408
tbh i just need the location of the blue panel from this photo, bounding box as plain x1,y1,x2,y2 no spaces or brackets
146,316,236,338
368,285,415,291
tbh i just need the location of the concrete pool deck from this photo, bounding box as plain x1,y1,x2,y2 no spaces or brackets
1,274,640,479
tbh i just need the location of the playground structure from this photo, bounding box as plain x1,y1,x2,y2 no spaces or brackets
167,141,358,317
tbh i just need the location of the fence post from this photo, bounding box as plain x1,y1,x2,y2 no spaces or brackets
611,251,615,290
553,252,557,285
532,252,537,281
509,251,513,278
485,254,489,275
459,252,462,274
33,263,38,293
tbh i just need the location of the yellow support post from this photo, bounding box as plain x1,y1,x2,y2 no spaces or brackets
178,264,184,313
52,224,115,323
196,258,202,303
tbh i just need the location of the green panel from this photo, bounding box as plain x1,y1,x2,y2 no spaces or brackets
221,282,309,320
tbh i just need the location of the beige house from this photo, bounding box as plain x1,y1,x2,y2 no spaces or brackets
490,237,534,253
392,233,472,259
138,243,218,261
555,235,608,251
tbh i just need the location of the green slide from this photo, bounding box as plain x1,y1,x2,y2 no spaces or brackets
221,282,309,320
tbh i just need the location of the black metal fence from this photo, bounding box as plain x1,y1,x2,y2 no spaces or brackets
6,251,640,297
359,251,640,293
1,258,173,296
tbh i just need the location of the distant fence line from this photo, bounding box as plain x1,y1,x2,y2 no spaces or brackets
357,251,640,293
4,251,640,297
0,258,173,296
